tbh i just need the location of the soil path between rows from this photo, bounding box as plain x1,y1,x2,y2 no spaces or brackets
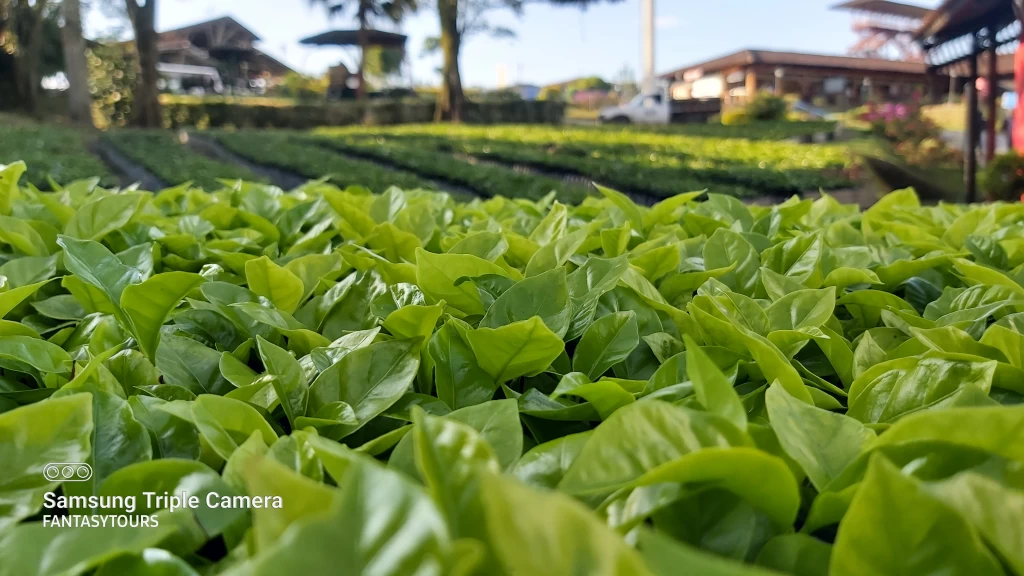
91,140,166,191
185,134,307,190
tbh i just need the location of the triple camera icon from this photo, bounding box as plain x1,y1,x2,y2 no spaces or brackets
43,463,93,482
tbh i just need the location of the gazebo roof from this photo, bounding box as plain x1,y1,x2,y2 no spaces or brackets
916,0,1019,69
299,29,408,49
917,0,1016,46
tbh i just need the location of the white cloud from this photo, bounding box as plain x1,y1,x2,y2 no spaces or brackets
655,15,680,30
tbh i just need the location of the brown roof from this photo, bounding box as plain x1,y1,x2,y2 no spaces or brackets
160,16,260,43
659,49,929,80
251,49,294,77
917,0,1015,43
833,0,932,20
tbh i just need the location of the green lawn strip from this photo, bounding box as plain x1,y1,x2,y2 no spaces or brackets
214,132,436,193
0,124,116,189
305,134,584,203
103,130,263,190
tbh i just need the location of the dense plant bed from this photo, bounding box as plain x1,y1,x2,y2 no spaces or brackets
102,130,264,191
214,132,435,192
0,124,116,189
323,132,755,198
306,134,583,203
316,124,857,196
1,160,1022,575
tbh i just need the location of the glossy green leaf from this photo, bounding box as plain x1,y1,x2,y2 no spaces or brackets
559,401,749,496
466,317,565,383
765,384,875,491
480,268,571,337
0,522,176,576
573,311,639,381
481,469,650,576
188,394,278,460
245,256,305,314
256,336,308,429
429,320,496,409
308,339,420,439
831,456,1003,576
64,193,145,241
121,272,204,360
685,335,746,430
229,444,452,576
57,235,142,309
416,248,509,316
0,394,93,532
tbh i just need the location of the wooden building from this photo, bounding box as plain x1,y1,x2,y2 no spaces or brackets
917,0,1023,201
659,49,942,110
157,17,293,93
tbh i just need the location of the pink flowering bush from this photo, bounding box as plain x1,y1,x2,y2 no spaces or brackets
980,152,1024,202
861,99,962,169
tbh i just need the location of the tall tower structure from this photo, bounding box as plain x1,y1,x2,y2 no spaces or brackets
833,0,933,61
641,0,656,93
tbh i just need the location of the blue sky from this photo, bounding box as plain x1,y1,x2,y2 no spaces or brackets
87,0,942,88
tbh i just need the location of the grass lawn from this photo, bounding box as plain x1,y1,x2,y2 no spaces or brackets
922,102,966,133
566,106,601,121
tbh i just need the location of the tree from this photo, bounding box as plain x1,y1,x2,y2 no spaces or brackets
60,0,92,125
432,0,623,122
271,71,329,101
3,0,56,113
124,0,160,127
309,0,418,99
362,46,404,88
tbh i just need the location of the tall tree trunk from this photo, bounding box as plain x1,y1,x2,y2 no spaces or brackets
356,2,367,100
0,2,16,109
126,0,161,127
12,0,48,114
60,0,92,125
436,0,463,122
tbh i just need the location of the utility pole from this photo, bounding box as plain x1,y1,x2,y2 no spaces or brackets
641,0,655,94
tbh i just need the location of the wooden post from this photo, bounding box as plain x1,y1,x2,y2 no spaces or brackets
745,70,757,103
985,34,999,162
965,36,980,203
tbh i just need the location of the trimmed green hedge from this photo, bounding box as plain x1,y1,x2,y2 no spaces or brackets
161,100,566,129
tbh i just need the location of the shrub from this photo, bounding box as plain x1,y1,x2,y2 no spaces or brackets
981,151,1024,201
268,72,329,101
87,43,137,128
862,100,961,169
745,92,788,121
720,109,750,126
